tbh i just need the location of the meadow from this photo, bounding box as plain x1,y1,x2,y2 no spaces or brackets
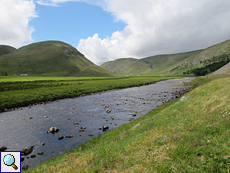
24,75,230,172
0,76,176,112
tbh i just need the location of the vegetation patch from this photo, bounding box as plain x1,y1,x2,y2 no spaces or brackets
184,54,230,76
0,76,176,112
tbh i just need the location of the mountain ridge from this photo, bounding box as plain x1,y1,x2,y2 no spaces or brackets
101,39,230,76
0,45,16,56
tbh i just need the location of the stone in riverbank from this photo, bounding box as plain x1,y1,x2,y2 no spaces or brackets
22,165,29,170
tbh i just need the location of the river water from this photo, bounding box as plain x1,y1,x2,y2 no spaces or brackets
0,77,195,169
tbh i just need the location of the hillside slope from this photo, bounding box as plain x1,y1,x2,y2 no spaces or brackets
0,41,115,77
211,62,230,75
0,45,16,56
101,58,152,75
101,39,230,76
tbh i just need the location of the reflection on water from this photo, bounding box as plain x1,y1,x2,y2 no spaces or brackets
0,78,194,168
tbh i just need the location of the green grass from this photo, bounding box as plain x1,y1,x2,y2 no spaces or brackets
0,76,176,112
0,76,125,82
25,75,230,172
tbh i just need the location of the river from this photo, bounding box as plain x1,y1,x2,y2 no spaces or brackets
0,77,195,169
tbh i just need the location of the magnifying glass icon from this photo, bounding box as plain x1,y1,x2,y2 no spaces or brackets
3,154,18,170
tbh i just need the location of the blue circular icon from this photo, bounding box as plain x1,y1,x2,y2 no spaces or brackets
3,154,15,166
3,154,18,170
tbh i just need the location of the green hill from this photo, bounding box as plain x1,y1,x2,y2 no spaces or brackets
0,45,16,56
101,58,152,75
0,41,116,77
101,39,230,76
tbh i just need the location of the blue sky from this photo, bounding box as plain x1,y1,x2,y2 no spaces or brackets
31,1,126,48
1,0,230,65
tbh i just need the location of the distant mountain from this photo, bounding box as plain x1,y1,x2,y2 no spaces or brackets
101,58,152,76
0,41,116,77
0,45,16,56
101,39,230,76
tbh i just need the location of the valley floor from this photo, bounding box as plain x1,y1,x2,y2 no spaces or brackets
0,76,177,112
25,75,230,172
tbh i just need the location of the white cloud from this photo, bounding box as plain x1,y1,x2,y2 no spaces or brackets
36,0,79,6
35,0,103,7
2,0,230,65
0,0,37,48
77,0,230,65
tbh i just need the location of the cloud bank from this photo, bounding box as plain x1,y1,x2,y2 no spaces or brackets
35,0,104,7
0,0,37,48
36,0,79,6
77,0,230,65
1,0,230,65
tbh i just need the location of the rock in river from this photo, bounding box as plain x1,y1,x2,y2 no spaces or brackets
30,154,36,158
102,125,109,131
58,136,64,140
0,146,7,151
47,127,59,133
66,135,73,138
21,146,34,156
37,152,44,155
106,110,111,113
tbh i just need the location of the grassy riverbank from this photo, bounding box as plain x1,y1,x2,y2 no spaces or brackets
25,75,230,172
0,76,176,112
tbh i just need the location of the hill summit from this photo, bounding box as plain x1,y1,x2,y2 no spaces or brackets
101,39,230,76
0,41,115,77
0,45,16,56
